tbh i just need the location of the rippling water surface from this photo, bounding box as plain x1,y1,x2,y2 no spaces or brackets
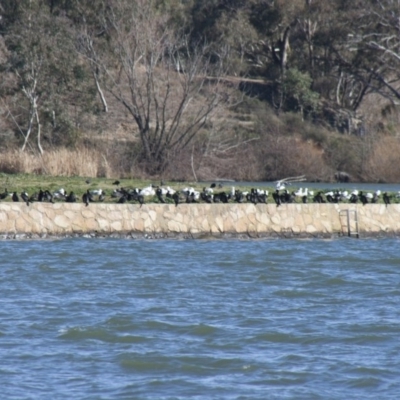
1,238,400,399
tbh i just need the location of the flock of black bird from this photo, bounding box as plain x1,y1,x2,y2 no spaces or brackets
0,188,78,206
0,181,397,208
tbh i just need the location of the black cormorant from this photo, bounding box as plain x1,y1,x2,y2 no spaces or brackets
156,187,165,203
66,191,77,203
21,192,30,206
359,191,368,205
173,192,180,207
137,194,144,208
383,192,391,207
0,189,8,200
272,190,281,207
82,190,90,206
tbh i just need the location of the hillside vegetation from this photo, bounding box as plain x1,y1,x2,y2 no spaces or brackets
1,0,400,182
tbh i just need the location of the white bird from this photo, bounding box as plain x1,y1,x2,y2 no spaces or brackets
140,185,155,196
160,186,175,195
294,187,308,197
339,190,349,200
275,181,286,190
181,187,200,198
53,188,66,198
256,188,268,196
89,188,103,196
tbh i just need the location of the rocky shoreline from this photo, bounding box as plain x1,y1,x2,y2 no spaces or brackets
1,203,400,240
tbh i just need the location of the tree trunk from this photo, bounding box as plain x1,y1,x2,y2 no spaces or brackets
34,103,43,155
93,69,108,113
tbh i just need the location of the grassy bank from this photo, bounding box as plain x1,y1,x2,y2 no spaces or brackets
0,173,165,201
0,172,399,206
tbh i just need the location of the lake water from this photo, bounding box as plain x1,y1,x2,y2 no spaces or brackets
1,238,400,399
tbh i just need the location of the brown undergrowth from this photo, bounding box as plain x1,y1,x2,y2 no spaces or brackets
0,148,113,177
1,131,400,183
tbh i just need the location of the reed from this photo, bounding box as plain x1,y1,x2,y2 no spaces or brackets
0,148,113,177
365,136,400,182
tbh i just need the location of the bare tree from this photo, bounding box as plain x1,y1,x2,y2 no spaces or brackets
359,0,400,103
3,0,86,153
76,15,109,113
91,0,235,174
5,1,45,154
322,1,400,110
17,60,43,154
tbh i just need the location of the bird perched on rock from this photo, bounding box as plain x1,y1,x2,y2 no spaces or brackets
66,191,77,203
117,195,127,204
0,189,8,200
313,191,325,203
233,190,244,203
359,191,368,206
98,191,105,202
12,192,19,202
82,190,90,206
53,188,66,200
173,192,180,207
44,190,54,203
383,192,391,207
137,193,144,208
156,187,165,203
272,190,281,207
21,191,30,206
38,189,44,202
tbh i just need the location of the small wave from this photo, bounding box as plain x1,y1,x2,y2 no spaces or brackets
253,373,311,386
145,320,179,331
252,331,303,344
273,289,313,298
58,326,115,342
342,334,391,344
189,324,218,336
105,315,135,328
349,366,391,375
347,377,382,389
38,264,58,272
117,335,149,344
325,277,350,285
119,356,171,372
58,325,150,344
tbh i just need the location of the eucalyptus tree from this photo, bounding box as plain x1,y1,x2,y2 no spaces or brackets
2,0,94,152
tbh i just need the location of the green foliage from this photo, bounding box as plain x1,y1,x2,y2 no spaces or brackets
283,68,319,114
248,1,283,35
2,0,400,181
73,65,87,81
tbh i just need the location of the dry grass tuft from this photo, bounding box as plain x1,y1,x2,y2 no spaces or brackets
365,136,400,182
0,148,115,177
